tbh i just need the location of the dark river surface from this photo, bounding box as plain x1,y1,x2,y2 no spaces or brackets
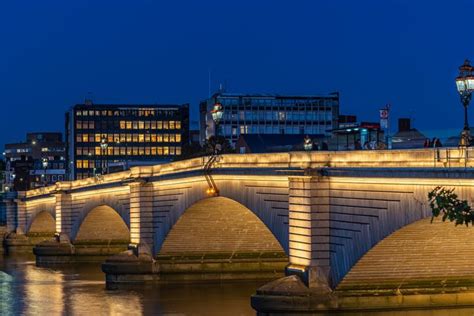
2,255,474,316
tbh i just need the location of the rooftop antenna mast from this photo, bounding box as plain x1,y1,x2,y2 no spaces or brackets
85,92,93,105
208,69,211,98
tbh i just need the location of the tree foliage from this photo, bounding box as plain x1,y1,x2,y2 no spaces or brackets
428,186,474,226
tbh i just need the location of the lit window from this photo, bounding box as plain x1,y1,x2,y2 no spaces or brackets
163,121,169,129
139,147,144,155
163,146,169,155
176,121,181,129
120,147,126,155
145,134,150,142
151,121,157,129
157,134,163,142
176,134,181,142
82,134,89,142
126,121,132,129
163,134,169,142
76,121,82,129
144,121,150,129
95,147,101,155
120,121,126,129
139,121,144,129
151,147,157,155
95,134,101,142
132,134,139,142
157,121,163,129
139,134,145,142
169,121,175,129
151,134,157,142
170,147,175,155
126,134,132,142
133,121,138,130
158,147,163,155
176,146,182,155
145,147,150,155
76,160,83,168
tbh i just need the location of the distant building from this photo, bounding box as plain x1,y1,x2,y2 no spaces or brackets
65,102,190,180
392,118,427,149
235,134,326,154
200,92,339,148
329,115,384,150
3,132,66,191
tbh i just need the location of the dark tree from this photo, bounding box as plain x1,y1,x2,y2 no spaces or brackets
203,136,234,155
428,186,474,226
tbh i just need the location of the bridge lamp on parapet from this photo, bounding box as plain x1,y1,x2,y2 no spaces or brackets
456,59,474,147
42,158,48,186
210,102,224,138
100,135,109,175
304,135,313,151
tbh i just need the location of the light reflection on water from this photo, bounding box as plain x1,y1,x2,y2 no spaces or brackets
0,255,261,315
2,255,474,315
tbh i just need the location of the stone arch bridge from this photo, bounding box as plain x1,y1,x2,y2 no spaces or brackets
5,148,474,288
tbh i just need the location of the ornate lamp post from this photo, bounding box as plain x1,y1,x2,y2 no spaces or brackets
41,157,48,186
100,135,109,175
211,102,224,137
456,59,474,147
304,135,313,151
205,102,224,197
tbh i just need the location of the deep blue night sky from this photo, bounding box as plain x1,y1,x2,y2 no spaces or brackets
1,0,473,149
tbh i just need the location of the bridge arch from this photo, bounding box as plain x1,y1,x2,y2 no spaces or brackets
151,178,290,257
71,204,130,243
26,210,56,235
156,196,286,257
337,217,474,291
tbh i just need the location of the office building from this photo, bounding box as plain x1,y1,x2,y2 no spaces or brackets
3,133,66,191
200,92,339,148
66,102,189,180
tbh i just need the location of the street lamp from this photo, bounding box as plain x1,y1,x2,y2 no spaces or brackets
100,135,108,175
456,59,474,147
41,157,48,186
210,102,224,136
304,135,313,151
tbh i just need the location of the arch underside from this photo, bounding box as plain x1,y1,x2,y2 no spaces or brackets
27,211,56,236
152,177,290,256
337,217,474,292
74,205,130,243
158,197,286,258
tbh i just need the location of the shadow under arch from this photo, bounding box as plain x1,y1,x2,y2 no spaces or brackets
26,211,56,236
337,217,474,291
73,205,130,243
157,196,286,258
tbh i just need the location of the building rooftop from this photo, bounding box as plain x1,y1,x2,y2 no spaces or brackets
211,92,339,99
236,134,325,153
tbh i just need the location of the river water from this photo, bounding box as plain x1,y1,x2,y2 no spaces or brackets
2,255,474,316
0,254,262,315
